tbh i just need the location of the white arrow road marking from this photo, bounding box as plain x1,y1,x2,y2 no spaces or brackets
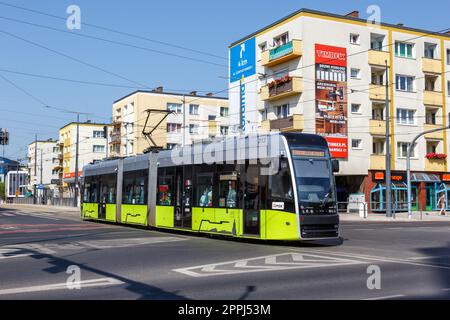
174,252,363,277
0,277,123,296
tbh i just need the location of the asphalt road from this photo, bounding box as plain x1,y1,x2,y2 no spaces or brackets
0,205,450,300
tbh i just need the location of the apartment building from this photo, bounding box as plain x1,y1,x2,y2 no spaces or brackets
111,87,230,156
228,8,450,212
27,139,60,197
59,121,111,196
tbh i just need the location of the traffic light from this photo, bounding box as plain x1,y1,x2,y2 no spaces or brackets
0,130,9,146
103,126,108,139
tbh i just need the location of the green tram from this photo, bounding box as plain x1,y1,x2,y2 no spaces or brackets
81,132,340,241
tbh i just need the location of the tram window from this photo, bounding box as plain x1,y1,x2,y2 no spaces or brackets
158,176,173,206
83,179,91,203
218,174,237,208
269,167,293,201
123,172,134,204
197,174,214,207
99,174,116,204
90,182,98,203
134,174,148,205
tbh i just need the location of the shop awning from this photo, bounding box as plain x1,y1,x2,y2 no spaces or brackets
410,173,440,183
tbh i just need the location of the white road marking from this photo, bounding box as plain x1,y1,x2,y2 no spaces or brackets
0,236,186,260
408,255,449,260
0,277,122,296
290,249,450,271
362,294,405,300
174,252,363,277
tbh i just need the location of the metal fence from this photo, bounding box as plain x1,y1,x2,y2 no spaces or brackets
8,197,77,208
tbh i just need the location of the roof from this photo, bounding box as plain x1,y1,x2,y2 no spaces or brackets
229,8,450,47
113,90,228,104
59,122,112,131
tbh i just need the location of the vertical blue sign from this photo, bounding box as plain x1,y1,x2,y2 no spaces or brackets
240,76,246,131
229,37,256,83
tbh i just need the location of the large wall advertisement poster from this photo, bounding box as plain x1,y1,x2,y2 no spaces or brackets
315,44,348,159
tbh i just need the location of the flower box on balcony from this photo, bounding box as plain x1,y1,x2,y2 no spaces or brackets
425,153,447,160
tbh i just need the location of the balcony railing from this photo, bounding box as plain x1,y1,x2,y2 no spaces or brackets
110,132,121,145
261,77,303,101
425,158,446,172
423,90,443,106
261,40,302,67
424,124,444,140
261,114,304,132
369,119,386,136
422,57,441,74
369,84,388,101
368,50,390,66
370,154,386,170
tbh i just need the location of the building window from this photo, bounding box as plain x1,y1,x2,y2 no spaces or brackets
373,141,384,155
167,123,181,133
208,115,217,121
427,142,438,154
189,124,199,134
448,81,450,96
351,104,361,114
396,108,415,125
167,103,182,113
426,110,437,125
220,126,229,136
447,49,450,65
370,34,384,51
93,145,105,153
395,75,414,92
273,33,289,47
424,43,437,59
372,106,384,120
398,142,415,158
350,68,361,79
220,107,229,117
276,104,290,119
350,33,360,45
93,131,105,138
395,42,414,58
189,104,199,115
352,139,362,149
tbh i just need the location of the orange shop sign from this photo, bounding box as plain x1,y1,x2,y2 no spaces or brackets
63,172,82,179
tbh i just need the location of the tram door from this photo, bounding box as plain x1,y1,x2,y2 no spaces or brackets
243,164,260,236
173,166,192,229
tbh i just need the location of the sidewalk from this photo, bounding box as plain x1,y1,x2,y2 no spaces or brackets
0,203,80,213
340,211,450,222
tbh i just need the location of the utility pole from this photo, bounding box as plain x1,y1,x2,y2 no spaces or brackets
34,134,37,205
385,61,393,218
73,114,80,208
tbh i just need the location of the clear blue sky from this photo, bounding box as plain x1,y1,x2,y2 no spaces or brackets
1,0,449,160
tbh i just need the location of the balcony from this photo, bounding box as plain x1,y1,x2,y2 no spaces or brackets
370,154,386,170
424,124,444,140
369,84,388,101
261,77,303,101
425,158,446,172
263,114,304,132
261,40,302,67
110,132,121,145
422,57,441,74
369,120,386,136
368,50,390,67
423,90,443,106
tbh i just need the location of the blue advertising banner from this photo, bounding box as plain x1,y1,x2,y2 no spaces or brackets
229,37,256,83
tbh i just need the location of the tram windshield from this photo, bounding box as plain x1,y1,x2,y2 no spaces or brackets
293,158,335,205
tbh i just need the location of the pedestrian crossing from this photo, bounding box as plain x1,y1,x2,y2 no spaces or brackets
0,211,61,221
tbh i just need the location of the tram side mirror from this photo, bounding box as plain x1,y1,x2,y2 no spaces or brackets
332,159,340,173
